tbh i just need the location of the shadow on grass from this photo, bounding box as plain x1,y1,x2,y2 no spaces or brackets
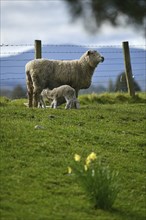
111,208,146,220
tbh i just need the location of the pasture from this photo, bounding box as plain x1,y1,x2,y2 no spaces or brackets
0,93,146,220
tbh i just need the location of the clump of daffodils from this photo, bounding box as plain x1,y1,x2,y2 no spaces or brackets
68,152,119,210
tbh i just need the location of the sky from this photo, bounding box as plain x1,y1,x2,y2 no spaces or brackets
1,0,146,53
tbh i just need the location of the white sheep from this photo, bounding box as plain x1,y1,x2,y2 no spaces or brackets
25,50,104,107
39,85,80,109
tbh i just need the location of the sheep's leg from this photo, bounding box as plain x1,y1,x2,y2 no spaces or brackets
26,82,33,108
33,87,42,108
33,93,39,108
71,90,78,108
28,90,33,108
26,71,33,107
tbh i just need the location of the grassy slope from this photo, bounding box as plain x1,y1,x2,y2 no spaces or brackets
0,94,146,220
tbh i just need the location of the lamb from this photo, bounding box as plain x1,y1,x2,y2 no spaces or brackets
39,85,80,109
25,50,104,107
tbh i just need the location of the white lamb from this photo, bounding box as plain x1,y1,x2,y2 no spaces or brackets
39,85,80,109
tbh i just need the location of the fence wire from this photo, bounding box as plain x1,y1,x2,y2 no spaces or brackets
0,44,146,93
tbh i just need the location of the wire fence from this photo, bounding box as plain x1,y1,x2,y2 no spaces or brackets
0,43,146,95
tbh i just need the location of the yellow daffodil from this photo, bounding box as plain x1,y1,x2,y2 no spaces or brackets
86,158,91,166
84,164,88,171
74,154,81,162
68,166,72,174
86,152,97,166
88,152,97,160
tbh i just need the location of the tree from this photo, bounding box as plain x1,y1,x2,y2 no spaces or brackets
79,84,106,94
108,79,115,92
64,0,146,34
115,72,141,92
11,85,26,99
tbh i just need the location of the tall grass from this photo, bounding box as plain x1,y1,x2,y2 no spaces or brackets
79,92,146,104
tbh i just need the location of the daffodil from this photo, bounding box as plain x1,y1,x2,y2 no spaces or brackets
74,154,81,162
86,152,97,166
86,158,91,166
88,152,97,160
84,164,88,171
68,166,72,174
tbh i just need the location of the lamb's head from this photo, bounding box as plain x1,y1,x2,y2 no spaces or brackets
41,88,51,98
83,50,104,68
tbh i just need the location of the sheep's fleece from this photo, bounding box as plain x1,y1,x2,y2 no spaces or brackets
25,50,104,107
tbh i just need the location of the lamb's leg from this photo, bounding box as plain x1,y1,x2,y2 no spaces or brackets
38,95,46,108
65,97,71,109
53,99,58,109
41,98,46,108
38,101,42,108
75,99,80,109
51,99,57,109
50,101,54,108
41,95,46,108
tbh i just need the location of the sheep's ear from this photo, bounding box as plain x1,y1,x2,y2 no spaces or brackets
87,50,94,56
87,50,92,55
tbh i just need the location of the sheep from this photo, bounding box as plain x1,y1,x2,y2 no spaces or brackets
25,50,104,107
39,85,80,109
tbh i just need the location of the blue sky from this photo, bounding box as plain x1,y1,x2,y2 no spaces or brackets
1,0,145,49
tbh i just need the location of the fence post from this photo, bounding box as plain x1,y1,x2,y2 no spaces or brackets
122,41,135,97
34,40,42,59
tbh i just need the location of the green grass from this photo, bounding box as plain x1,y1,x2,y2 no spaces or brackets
0,93,146,220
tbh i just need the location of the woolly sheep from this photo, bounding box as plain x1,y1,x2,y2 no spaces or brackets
25,50,104,107
39,85,80,109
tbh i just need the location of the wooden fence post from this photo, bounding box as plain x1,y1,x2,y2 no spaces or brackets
122,41,135,97
34,40,42,59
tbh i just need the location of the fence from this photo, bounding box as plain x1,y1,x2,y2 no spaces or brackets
0,41,145,97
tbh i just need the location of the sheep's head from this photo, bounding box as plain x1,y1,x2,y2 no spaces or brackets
86,50,104,68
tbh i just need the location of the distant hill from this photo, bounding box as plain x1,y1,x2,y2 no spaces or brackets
0,45,145,91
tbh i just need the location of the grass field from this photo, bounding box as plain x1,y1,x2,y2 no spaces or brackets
0,93,146,220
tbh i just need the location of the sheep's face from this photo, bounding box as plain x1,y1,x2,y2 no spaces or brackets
87,50,104,68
